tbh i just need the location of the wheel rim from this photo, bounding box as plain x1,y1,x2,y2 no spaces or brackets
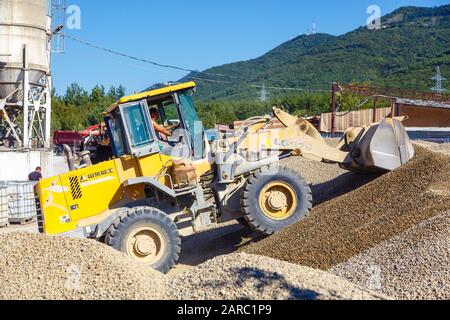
125,226,166,265
259,181,298,220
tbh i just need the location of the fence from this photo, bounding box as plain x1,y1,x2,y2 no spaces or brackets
320,108,392,133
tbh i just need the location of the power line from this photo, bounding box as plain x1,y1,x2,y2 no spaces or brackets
185,76,225,84
60,33,334,88
187,73,330,87
186,76,329,93
251,84,328,92
60,33,241,80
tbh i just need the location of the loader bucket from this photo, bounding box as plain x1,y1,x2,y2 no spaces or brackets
341,118,415,173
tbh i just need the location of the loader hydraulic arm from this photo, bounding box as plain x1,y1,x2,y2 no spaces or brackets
235,108,348,164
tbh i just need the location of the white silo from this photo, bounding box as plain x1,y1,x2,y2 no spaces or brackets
0,0,54,181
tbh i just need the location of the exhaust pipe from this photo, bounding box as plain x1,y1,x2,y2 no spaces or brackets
63,145,76,171
80,150,93,167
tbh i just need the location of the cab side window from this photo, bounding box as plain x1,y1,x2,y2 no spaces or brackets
122,103,153,147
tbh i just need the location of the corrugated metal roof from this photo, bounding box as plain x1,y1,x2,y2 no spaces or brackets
396,98,450,110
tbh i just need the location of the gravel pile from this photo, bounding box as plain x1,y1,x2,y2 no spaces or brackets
281,157,345,186
0,233,383,300
0,232,163,300
281,141,449,206
281,139,379,206
414,141,450,156
281,139,344,187
281,158,350,206
164,253,384,300
243,147,450,270
331,212,450,300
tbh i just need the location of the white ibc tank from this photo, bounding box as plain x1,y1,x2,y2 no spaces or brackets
0,0,50,102
0,186,9,226
6,181,37,222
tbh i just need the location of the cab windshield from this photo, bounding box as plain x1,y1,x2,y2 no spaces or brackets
178,91,205,160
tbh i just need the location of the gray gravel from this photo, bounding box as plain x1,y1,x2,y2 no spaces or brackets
244,147,450,271
281,138,344,187
414,141,450,156
0,232,163,300
0,233,382,300
282,156,345,185
281,139,379,206
330,212,450,300
164,253,384,300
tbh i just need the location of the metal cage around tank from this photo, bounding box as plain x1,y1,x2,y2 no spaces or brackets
0,181,37,224
0,186,8,227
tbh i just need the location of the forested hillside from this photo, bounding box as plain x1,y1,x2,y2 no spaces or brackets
183,5,450,101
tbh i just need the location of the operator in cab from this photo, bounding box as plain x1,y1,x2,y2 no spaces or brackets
150,108,179,139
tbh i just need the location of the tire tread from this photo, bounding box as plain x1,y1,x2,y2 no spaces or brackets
241,165,313,235
105,206,181,274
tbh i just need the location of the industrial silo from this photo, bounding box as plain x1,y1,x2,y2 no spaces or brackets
0,0,54,182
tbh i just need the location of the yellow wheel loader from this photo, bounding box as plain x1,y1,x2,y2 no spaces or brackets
35,82,414,273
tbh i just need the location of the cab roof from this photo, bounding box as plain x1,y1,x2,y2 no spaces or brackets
107,81,196,114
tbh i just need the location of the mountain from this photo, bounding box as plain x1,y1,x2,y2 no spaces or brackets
182,5,450,101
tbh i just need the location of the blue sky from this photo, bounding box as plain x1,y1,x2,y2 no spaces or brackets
52,0,448,95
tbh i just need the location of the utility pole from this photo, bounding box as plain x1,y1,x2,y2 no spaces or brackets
431,66,447,95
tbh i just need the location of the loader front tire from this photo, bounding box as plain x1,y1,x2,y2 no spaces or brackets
105,206,181,274
241,165,312,236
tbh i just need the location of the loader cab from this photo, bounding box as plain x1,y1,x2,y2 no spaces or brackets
106,82,206,160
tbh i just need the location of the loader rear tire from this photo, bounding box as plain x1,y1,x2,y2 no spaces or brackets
241,165,312,236
105,206,181,274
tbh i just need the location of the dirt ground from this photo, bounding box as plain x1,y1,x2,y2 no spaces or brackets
0,222,38,235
